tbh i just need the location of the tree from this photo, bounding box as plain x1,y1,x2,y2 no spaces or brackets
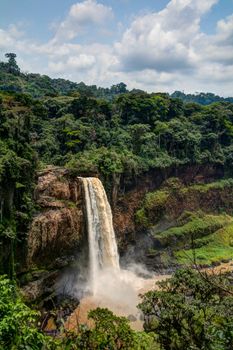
5,53,20,75
110,82,127,95
0,275,50,349
63,307,156,350
138,268,233,350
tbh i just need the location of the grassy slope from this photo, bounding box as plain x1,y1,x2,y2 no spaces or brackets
176,221,233,265
136,178,233,266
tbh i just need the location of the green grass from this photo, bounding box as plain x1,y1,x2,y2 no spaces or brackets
144,190,169,210
176,222,233,265
153,213,233,247
135,208,150,227
136,178,233,265
180,178,233,195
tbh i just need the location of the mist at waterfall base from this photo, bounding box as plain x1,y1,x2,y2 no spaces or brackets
57,177,161,327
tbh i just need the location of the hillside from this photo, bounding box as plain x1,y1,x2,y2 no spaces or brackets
1,54,233,103
0,54,128,99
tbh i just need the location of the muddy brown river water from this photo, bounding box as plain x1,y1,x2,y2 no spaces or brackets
65,273,170,331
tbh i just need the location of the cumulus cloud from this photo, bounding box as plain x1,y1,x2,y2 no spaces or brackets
53,0,113,41
114,0,218,73
191,14,233,69
0,29,15,49
217,14,233,39
0,0,233,96
49,54,95,73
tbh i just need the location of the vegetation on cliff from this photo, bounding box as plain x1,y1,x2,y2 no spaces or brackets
136,178,233,266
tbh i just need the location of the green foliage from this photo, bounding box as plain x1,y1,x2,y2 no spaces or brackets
1,51,233,350
171,91,233,105
4,53,20,75
0,57,232,276
79,307,136,349
0,275,50,349
176,221,233,265
138,268,233,350
181,178,233,194
137,178,233,230
60,307,157,350
2,57,233,192
137,176,233,266
136,190,169,227
0,92,36,273
154,213,233,248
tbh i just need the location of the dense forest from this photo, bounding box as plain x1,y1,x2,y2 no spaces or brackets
0,53,233,349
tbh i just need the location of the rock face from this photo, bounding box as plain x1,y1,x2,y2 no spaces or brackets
23,163,229,300
112,164,233,270
113,164,224,249
27,167,85,270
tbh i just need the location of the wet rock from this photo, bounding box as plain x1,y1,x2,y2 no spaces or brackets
27,168,85,270
127,314,137,322
21,270,59,302
41,294,80,332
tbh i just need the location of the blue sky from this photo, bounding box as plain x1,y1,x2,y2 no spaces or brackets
0,0,233,95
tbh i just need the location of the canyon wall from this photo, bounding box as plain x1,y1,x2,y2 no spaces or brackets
27,167,85,269
25,163,226,270
113,164,233,271
23,163,233,300
21,167,86,301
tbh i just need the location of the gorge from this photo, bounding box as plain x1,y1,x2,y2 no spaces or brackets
22,163,233,304
20,165,233,334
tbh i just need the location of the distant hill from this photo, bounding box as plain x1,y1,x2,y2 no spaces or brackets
0,53,232,104
171,90,233,105
0,53,128,99
0,67,128,100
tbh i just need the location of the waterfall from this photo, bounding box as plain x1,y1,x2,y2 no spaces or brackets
81,177,120,294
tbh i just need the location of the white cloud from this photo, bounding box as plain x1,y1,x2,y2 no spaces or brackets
192,14,233,69
216,13,233,43
53,0,113,41
114,0,218,73
0,28,15,49
0,0,233,96
48,54,96,73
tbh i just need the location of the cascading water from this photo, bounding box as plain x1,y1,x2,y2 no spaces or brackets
81,177,120,294
65,177,163,331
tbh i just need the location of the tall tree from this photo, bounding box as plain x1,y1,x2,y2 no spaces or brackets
5,53,20,75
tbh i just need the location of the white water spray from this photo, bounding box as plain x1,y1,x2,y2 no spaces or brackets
82,177,120,294
64,177,167,330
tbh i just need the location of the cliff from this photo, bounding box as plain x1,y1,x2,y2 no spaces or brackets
22,164,233,301
21,167,85,301
113,165,233,270
113,164,224,242
27,167,85,269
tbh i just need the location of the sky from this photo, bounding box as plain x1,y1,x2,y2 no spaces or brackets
0,0,233,95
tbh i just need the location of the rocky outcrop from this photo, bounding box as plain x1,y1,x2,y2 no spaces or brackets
113,163,224,249
21,270,59,303
111,164,233,271
27,167,85,270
